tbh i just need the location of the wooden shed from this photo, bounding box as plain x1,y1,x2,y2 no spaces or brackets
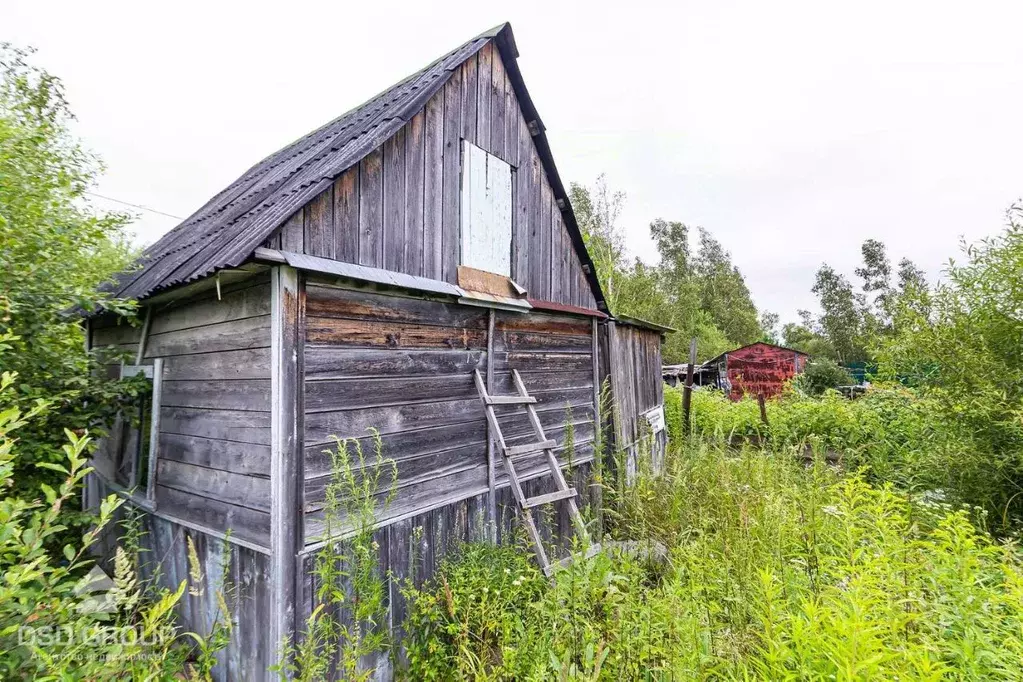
706,342,809,400
84,23,666,680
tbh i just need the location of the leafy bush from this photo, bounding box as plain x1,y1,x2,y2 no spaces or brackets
794,357,854,396
401,443,1023,680
0,368,229,679
1,44,137,551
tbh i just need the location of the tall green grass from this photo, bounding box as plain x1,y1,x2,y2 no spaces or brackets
400,441,1023,680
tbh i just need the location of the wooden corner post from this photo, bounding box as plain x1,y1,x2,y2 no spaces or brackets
270,265,302,675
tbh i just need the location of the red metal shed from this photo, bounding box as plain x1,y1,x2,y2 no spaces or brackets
707,342,809,400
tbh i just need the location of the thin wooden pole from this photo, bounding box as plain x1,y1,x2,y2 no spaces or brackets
757,392,769,426
682,338,697,437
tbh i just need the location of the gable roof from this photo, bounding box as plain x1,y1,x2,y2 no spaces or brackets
111,23,607,310
706,342,811,366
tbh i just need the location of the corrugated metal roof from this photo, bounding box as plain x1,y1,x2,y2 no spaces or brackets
110,22,608,311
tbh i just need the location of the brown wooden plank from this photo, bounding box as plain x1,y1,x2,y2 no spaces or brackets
495,310,592,336
161,348,271,381
404,113,425,276
161,379,270,411
423,91,444,280
476,43,492,153
160,406,270,445
494,330,592,353
304,187,334,258
159,459,270,513
493,369,594,392
306,317,487,350
460,53,478,145
305,285,488,328
146,315,270,357
159,432,271,477
441,68,462,284
490,49,506,159
358,146,384,267
333,168,360,263
305,373,478,412
305,347,486,380
91,323,141,347
383,127,406,272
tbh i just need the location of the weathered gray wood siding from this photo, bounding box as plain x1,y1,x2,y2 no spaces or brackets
268,42,596,310
87,278,273,547
302,279,491,541
300,281,599,545
601,321,666,467
297,461,599,677
146,277,273,547
90,477,271,682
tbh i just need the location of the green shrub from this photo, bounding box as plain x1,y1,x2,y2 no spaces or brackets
0,368,229,679
794,358,854,395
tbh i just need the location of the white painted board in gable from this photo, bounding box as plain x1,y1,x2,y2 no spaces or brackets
461,140,512,276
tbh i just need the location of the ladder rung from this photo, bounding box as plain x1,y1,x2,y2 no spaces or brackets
523,487,578,509
485,395,537,405
504,439,557,457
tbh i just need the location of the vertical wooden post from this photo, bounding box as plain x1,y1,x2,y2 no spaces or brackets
590,317,603,539
682,338,697,437
145,358,164,505
270,265,301,676
485,308,497,543
757,393,769,426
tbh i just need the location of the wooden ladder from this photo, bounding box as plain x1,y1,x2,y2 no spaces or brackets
474,368,594,576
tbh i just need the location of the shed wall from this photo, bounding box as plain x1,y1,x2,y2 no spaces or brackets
300,277,598,544
90,276,273,547
267,43,596,311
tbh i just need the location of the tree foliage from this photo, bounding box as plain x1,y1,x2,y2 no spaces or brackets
0,44,136,523
571,176,763,362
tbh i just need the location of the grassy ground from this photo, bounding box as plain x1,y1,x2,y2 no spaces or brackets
399,408,1023,680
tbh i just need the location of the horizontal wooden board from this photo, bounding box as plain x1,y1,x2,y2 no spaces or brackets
161,348,271,381
161,379,270,412
306,285,488,328
149,283,271,335
305,347,486,380
158,459,270,513
160,406,270,445
305,373,478,412
304,420,488,476
146,315,270,357
492,370,593,393
493,351,593,373
307,317,487,350
159,433,271,477
155,484,270,547
91,322,142,348
305,399,483,445
493,331,591,353
304,441,487,510
495,312,592,336
304,463,489,533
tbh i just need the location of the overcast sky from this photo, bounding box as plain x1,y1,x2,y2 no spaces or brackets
7,0,1023,324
